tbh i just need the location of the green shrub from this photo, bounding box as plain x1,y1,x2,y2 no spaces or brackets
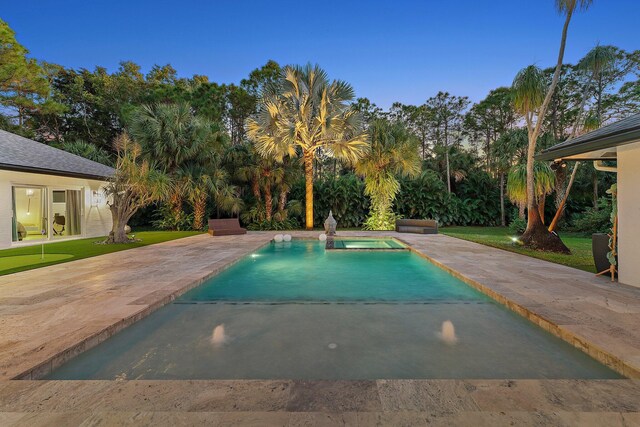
152,204,194,231
508,215,527,234
291,174,370,228
362,210,400,231
246,218,300,231
288,170,502,229
571,197,612,233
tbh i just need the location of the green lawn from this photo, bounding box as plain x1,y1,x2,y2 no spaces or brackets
0,231,202,276
441,226,595,272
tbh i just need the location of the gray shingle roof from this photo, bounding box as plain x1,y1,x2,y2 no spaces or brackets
0,130,114,180
537,113,640,161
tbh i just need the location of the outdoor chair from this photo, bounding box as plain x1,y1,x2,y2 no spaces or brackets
395,219,438,234
53,214,66,235
208,218,247,236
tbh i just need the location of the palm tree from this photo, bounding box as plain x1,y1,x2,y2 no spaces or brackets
355,120,421,230
60,140,113,166
492,129,528,224
128,102,226,222
548,44,616,232
238,157,284,222
179,164,240,230
507,162,555,224
235,142,301,225
247,64,369,229
512,0,592,253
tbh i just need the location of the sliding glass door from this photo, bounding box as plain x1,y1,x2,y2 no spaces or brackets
11,186,83,243
11,186,48,242
52,189,82,238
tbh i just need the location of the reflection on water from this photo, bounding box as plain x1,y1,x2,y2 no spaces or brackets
211,324,228,347
438,320,458,345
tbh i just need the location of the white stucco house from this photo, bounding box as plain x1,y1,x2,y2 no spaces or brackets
0,130,114,249
538,113,640,288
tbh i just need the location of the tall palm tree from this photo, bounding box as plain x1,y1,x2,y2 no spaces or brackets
512,0,592,253
247,64,369,229
507,162,555,224
355,120,421,230
548,44,616,232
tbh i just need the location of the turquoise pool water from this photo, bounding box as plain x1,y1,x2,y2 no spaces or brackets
179,239,477,302
47,240,621,380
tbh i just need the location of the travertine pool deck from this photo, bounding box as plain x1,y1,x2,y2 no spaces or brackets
0,231,639,425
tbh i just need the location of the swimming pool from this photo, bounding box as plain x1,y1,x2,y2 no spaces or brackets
47,239,620,380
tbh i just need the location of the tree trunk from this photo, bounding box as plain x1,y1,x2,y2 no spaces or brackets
522,7,573,253
303,150,314,230
538,195,546,225
105,205,130,244
518,202,525,220
554,165,567,210
252,178,261,201
521,201,570,253
445,148,451,193
264,184,273,221
278,190,288,213
193,196,206,230
445,123,451,193
593,173,599,211
500,172,505,227
549,162,580,233
170,191,183,227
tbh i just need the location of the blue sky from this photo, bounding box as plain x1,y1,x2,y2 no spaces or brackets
4,1,639,108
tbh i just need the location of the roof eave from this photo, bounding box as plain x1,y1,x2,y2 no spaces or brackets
536,128,640,161
0,163,113,181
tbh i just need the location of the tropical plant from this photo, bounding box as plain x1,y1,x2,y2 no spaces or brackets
355,120,421,230
104,133,170,243
247,63,369,229
507,162,555,225
60,140,113,166
491,128,528,224
570,196,612,233
230,142,301,228
511,0,592,253
151,203,193,231
179,164,240,230
128,102,235,228
549,44,617,232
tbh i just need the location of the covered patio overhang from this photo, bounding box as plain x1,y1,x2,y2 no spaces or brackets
537,113,640,288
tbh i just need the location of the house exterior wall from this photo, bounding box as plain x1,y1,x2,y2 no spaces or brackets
0,170,112,249
617,141,640,288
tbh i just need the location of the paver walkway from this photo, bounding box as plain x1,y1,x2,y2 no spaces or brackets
0,379,638,426
0,231,639,425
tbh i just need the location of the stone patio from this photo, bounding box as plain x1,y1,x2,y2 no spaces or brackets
0,231,639,425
